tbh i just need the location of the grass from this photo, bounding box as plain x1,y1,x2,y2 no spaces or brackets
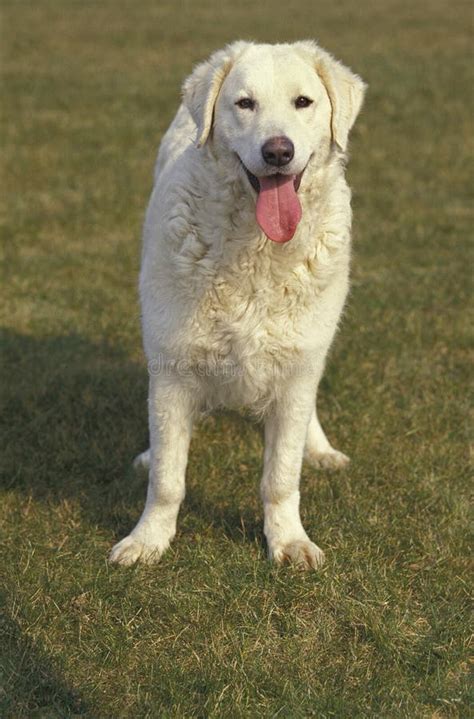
1,0,472,717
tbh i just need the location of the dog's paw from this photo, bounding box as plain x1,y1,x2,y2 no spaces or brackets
109,534,166,566
271,539,325,570
305,448,350,471
133,449,150,470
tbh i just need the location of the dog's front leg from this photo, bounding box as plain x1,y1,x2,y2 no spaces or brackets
262,376,325,569
110,375,197,566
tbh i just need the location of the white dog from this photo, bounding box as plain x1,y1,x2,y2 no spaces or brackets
110,41,366,569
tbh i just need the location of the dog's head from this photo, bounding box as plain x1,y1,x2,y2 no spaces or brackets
183,41,366,243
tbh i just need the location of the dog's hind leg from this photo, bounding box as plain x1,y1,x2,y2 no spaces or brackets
133,448,150,470
304,405,350,470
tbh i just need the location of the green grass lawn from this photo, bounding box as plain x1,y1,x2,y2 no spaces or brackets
1,1,472,717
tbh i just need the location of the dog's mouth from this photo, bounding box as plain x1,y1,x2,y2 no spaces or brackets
241,163,305,243
244,167,304,195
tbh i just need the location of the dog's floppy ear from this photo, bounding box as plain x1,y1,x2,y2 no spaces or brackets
296,41,367,152
183,42,247,148
317,52,367,152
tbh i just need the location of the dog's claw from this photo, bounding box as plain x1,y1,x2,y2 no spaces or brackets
109,535,164,566
271,540,325,570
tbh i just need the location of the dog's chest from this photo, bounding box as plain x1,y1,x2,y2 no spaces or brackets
191,249,320,367
176,251,328,411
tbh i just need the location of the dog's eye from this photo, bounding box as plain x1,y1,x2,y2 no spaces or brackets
295,96,314,109
235,98,255,110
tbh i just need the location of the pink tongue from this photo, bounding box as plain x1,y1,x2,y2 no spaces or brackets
256,174,302,243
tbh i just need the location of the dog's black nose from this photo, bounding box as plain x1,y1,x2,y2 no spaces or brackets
261,136,295,167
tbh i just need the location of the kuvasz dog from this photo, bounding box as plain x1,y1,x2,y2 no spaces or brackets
110,41,366,569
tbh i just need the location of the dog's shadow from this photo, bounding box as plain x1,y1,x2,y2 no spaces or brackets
2,613,88,716
2,331,267,714
2,329,264,542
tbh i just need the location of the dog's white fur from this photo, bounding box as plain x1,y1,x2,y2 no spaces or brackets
110,41,366,569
